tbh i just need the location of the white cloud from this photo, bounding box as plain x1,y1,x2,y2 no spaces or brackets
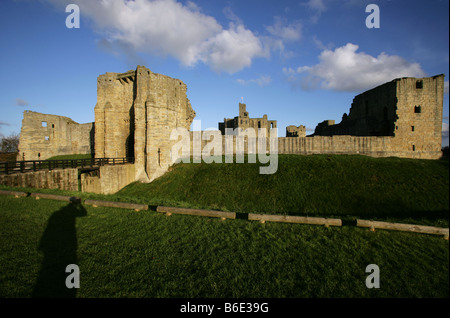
265,17,302,42
236,75,272,87
312,35,333,51
306,0,326,12
285,43,426,92
198,23,265,74
15,98,29,107
263,17,302,59
303,0,327,23
443,122,449,137
223,6,243,26
444,81,449,94
47,0,266,74
443,122,449,147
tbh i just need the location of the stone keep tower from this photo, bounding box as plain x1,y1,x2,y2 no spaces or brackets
94,66,196,182
390,75,444,156
312,74,444,159
348,74,445,157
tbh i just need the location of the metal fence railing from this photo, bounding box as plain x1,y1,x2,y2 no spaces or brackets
0,157,135,175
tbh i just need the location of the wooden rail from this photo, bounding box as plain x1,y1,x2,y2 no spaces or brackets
85,199,148,211
30,193,82,203
157,206,236,220
0,157,134,175
357,219,449,238
248,213,342,226
0,190,448,239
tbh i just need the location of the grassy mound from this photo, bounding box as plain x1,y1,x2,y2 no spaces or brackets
118,155,449,225
45,154,93,160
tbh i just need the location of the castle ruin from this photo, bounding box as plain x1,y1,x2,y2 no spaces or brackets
15,67,445,192
291,74,445,159
217,74,444,160
286,125,306,138
94,66,196,182
219,103,277,137
17,111,94,161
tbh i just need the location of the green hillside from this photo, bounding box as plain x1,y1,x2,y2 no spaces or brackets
118,154,449,226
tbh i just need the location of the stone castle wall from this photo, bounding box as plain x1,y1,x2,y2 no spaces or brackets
278,135,433,159
17,111,94,161
81,164,136,194
94,65,195,182
304,74,444,160
13,70,445,193
170,130,437,161
0,168,78,191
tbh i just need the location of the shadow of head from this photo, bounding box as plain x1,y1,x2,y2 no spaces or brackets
66,201,87,217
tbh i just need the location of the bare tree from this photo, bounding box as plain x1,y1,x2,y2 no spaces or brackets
0,133,20,152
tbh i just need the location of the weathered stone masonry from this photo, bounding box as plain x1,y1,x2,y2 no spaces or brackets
10,68,445,194
17,111,94,161
219,103,277,137
283,74,445,159
0,168,78,191
94,65,195,182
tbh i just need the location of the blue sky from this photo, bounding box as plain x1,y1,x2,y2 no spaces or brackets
1,0,448,146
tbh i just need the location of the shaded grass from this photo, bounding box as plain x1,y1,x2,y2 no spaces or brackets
0,195,448,298
1,154,448,227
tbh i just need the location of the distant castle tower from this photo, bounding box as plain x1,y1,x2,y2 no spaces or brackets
219,103,277,136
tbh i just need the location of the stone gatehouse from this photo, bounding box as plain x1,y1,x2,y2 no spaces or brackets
93,66,196,182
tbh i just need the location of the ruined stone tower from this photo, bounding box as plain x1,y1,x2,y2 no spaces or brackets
389,75,444,156
17,111,94,161
218,103,277,136
311,74,445,159
94,65,196,182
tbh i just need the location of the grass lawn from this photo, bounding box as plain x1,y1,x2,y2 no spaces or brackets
45,154,94,160
0,195,448,298
0,154,448,298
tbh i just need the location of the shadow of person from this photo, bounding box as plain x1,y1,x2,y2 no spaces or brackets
32,202,87,298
